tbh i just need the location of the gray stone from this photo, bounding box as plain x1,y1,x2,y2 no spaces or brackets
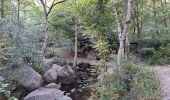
59,96,72,100
43,58,54,72
24,87,72,100
44,64,77,84
44,69,57,83
56,65,76,84
52,64,63,70
11,61,43,90
45,83,61,89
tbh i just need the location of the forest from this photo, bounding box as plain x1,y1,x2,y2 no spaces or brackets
0,0,170,100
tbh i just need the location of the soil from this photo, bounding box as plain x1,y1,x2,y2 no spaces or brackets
153,66,170,100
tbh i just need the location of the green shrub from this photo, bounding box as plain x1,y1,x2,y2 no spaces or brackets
121,63,161,99
91,63,161,100
140,47,155,56
149,46,170,65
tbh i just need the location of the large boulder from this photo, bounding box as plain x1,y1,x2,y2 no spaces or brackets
43,58,67,72
44,83,61,89
44,68,58,83
43,58,54,72
11,61,43,90
24,87,72,100
59,96,72,100
53,64,77,84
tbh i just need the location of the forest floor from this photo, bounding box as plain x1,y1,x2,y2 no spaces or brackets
153,66,170,100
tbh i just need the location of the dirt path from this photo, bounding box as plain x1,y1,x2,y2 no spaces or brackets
153,66,170,100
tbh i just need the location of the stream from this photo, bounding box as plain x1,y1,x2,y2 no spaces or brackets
9,63,98,100
61,64,98,100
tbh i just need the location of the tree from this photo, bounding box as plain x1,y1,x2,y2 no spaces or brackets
40,0,66,55
73,0,78,67
116,0,132,74
160,0,167,27
73,18,78,67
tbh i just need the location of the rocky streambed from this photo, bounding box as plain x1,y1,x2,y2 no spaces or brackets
0,57,98,100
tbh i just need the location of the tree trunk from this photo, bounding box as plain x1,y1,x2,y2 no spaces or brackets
40,0,49,55
117,0,132,73
124,0,132,58
136,3,141,39
1,0,4,18
42,15,49,54
73,19,78,67
160,0,167,27
40,0,66,55
112,0,123,73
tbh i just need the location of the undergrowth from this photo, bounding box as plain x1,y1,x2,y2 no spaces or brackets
149,46,170,65
141,42,170,65
90,62,161,100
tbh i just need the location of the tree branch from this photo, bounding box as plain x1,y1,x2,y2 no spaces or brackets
47,0,66,16
40,0,48,15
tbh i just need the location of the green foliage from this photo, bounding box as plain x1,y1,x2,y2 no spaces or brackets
150,46,170,65
90,75,120,100
91,62,161,100
0,83,18,100
50,0,117,60
0,83,8,93
121,63,161,99
0,19,43,74
93,40,108,59
140,47,155,55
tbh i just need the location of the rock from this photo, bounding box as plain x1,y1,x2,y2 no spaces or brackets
43,58,54,72
43,58,63,72
0,67,13,78
45,83,61,89
11,61,43,90
56,65,77,84
44,69,57,83
59,96,72,100
44,64,76,84
65,65,75,75
24,87,72,100
52,64,63,70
